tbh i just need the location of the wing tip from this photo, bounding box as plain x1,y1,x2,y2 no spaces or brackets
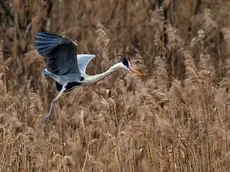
35,32,66,56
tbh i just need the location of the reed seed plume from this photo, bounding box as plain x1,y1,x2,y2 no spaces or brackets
154,56,168,91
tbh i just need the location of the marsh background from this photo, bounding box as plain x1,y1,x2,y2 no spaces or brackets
1,0,230,171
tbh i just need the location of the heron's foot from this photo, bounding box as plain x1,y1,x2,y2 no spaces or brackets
43,115,51,122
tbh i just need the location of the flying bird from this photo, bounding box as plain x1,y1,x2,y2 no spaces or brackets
35,32,143,121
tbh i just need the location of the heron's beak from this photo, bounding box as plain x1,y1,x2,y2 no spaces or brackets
129,67,143,77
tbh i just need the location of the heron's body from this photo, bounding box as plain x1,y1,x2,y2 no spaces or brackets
35,32,143,121
56,81,81,92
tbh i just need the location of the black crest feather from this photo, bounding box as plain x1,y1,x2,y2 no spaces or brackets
122,57,130,67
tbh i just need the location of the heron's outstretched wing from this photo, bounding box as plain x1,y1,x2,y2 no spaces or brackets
77,54,96,73
35,32,81,78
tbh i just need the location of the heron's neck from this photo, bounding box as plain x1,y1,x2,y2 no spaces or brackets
84,63,122,84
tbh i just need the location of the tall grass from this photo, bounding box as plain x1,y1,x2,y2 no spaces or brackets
1,0,230,171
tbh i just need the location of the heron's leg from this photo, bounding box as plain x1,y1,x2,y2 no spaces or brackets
44,85,66,121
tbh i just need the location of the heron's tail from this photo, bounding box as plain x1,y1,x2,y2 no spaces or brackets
42,69,57,80
35,32,67,56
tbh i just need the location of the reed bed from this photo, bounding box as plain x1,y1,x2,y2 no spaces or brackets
1,0,230,171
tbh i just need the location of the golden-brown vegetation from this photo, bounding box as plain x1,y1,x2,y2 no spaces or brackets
1,0,230,171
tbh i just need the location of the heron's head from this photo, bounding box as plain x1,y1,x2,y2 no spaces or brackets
120,57,143,77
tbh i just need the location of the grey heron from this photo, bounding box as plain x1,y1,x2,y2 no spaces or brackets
35,32,143,121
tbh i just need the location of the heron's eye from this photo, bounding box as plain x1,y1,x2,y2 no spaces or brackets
122,57,130,68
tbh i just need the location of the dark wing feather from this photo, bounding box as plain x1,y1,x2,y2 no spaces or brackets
35,32,80,78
